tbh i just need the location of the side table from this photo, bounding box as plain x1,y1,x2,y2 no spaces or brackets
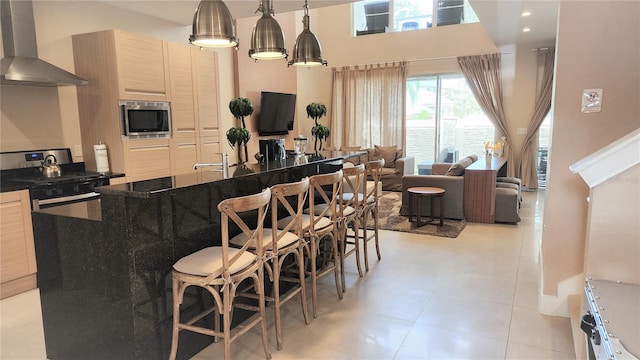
408,186,446,227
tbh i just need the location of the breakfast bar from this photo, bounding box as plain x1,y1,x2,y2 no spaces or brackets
31,152,354,360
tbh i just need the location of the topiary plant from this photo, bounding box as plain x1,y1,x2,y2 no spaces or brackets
306,102,329,152
229,97,254,128
228,97,254,163
226,127,250,164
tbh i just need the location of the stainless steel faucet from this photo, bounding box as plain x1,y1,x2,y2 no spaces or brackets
192,153,229,178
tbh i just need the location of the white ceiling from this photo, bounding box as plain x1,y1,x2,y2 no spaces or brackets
469,0,558,47
95,0,558,47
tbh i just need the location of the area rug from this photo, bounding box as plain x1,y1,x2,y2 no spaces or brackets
367,191,466,238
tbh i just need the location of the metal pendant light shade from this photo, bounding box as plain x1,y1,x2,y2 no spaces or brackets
288,1,327,67
189,0,238,48
249,0,288,60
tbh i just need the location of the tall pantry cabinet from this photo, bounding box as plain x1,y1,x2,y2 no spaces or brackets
72,29,221,182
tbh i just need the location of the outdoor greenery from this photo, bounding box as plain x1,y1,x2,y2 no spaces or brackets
406,76,481,120
405,74,495,168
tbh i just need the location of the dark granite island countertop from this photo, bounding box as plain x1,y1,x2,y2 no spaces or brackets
31,151,359,360
96,152,352,199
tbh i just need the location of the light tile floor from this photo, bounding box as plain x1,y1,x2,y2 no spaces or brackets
0,190,577,359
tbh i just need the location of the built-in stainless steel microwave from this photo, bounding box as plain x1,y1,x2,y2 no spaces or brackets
120,100,171,138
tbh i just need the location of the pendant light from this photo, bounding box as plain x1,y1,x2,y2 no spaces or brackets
288,0,327,67
249,0,288,60
189,0,238,48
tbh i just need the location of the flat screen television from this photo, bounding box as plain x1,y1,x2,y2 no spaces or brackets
258,91,296,136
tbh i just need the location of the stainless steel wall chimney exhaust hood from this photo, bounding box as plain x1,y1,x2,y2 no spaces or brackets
1,0,87,87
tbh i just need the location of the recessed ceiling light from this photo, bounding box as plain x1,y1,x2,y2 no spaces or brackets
523,27,531,32
522,11,531,17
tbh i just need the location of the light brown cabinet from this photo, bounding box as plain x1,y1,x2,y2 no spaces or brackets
166,44,222,176
167,43,197,139
170,137,198,176
123,139,172,182
0,190,37,299
192,48,220,138
73,29,221,181
116,30,169,101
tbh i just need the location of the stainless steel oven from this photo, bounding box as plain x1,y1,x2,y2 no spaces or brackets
1,148,112,210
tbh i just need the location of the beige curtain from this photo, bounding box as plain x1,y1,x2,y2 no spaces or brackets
518,49,555,189
330,62,407,150
457,54,515,177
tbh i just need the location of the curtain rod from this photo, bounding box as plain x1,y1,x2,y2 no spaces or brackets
331,52,511,70
410,51,511,62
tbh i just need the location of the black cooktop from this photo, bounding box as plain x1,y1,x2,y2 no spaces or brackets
5,172,105,186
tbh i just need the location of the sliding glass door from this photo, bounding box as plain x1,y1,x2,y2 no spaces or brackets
406,74,494,174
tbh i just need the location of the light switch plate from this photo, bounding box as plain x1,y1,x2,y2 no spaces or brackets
517,127,527,135
581,88,603,113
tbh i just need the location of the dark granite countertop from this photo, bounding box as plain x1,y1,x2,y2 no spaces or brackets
0,181,30,193
97,151,362,199
35,198,102,220
0,161,125,194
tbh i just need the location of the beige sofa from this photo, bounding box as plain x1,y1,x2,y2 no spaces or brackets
346,145,415,191
400,155,478,220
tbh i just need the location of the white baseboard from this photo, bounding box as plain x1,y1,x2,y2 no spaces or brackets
538,271,584,317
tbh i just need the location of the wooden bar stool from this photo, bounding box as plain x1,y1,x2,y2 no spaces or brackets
282,170,343,318
169,189,272,360
231,178,311,351
338,164,366,291
361,159,385,271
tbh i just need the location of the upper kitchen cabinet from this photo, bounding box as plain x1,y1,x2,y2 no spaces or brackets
116,31,169,101
166,44,221,140
73,29,169,102
73,29,222,180
192,48,220,138
167,43,196,138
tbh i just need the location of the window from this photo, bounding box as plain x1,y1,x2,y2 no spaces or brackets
537,114,551,188
353,0,479,36
406,74,494,174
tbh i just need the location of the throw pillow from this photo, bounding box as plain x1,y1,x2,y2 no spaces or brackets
445,162,465,176
374,145,397,168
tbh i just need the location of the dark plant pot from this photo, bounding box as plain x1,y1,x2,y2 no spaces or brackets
233,164,254,177
308,153,325,161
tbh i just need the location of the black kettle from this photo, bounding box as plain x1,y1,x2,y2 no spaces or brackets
41,154,62,178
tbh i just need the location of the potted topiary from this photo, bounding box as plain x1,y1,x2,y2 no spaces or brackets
226,127,250,165
227,97,254,164
306,102,330,153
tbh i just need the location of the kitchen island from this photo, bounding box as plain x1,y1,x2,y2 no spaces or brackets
31,152,354,360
